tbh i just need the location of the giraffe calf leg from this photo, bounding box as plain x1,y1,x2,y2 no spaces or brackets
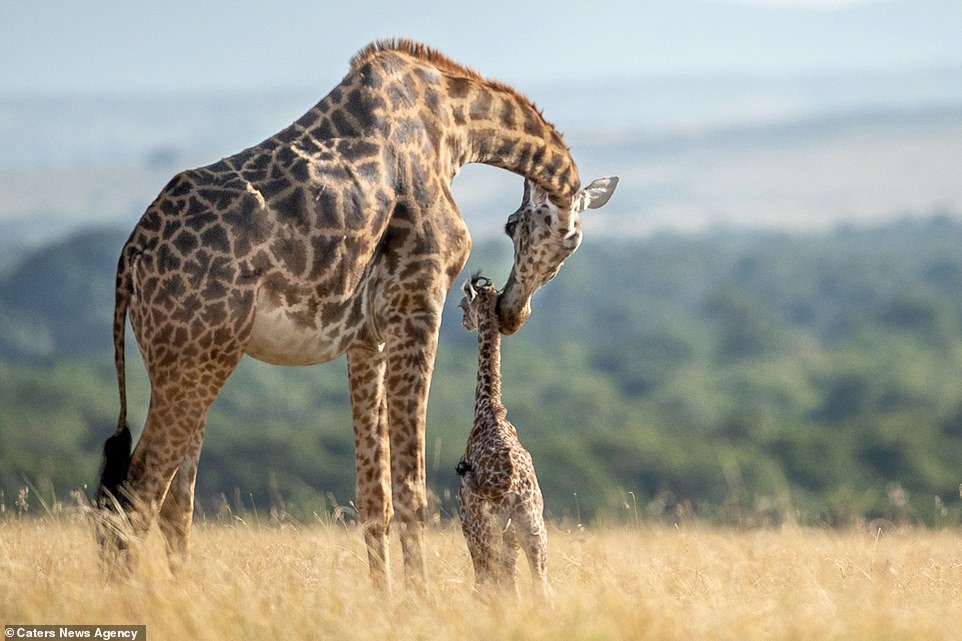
465,529,493,592
498,523,520,595
522,517,550,602
459,491,504,594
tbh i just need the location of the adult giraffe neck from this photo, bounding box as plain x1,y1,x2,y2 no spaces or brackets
448,81,582,209
346,40,582,209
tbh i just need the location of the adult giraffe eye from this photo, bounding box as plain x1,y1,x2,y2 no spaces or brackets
504,220,518,237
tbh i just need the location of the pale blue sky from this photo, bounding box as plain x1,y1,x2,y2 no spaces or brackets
2,0,960,96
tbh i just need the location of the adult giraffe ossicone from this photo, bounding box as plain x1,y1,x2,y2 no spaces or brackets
95,39,618,590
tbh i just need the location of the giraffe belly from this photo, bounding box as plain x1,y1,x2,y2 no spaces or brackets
245,299,347,366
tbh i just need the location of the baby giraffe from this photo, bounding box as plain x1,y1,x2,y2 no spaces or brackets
456,274,549,598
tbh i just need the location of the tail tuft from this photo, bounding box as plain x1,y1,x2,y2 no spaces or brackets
97,424,132,508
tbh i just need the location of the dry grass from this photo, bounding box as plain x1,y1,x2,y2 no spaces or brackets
3,516,962,641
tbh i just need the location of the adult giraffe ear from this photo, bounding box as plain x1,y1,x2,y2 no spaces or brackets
579,176,619,211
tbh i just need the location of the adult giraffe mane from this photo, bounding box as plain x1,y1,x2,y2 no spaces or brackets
350,38,569,150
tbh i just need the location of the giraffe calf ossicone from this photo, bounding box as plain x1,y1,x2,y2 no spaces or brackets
456,275,548,598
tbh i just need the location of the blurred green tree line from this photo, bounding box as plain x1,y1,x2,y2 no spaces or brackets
2,217,962,525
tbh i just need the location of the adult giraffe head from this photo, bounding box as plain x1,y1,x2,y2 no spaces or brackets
497,176,619,334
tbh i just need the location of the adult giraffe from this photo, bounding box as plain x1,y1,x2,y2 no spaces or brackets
95,39,618,590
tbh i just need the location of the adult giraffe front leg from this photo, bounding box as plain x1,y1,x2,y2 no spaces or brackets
383,302,444,591
347,346,393,591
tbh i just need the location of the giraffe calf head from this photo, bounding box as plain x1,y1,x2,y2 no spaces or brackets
497,176,619,334
459,273,499,332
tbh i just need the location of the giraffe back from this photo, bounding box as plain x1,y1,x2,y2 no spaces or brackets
121,53,470,367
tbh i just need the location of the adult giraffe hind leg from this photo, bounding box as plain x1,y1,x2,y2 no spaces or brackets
116,287,248,571
157,427,205,571
121,360,239,569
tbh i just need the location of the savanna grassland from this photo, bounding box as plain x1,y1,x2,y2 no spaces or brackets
3,516,962,641
6,220,962,640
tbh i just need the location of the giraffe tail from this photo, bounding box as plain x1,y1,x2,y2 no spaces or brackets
96,248,134,508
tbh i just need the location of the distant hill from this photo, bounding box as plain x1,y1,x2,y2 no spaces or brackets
0,228,124,361
4,219,962,525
